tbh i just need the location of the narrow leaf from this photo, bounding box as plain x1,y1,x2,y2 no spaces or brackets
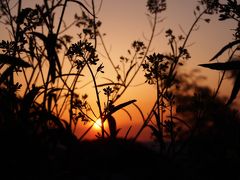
148,124,163,142
46,33,61,83
227,72,240,105
153,109,160,123
0,54,31,67
21,86,41,116
97,82,125,87
121,108,133,121
168,116,191,129
108,115,117,138
108,99,136,115
68,0,93,16
43,111,65,129
124,126,132,140
0,66,15,84
30,32,47,42
199,61,240,70
210,40,240,61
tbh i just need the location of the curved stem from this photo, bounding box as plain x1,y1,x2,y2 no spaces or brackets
92,0,97,49
98,33,123,82
56,0,68,36
182,10,206,50
115,13,158,103
84,57,104,138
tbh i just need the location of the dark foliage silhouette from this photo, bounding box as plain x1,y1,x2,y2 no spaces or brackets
199,0,240,105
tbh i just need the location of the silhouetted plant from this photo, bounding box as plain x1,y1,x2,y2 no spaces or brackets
133,0,217,156
139,29,190,154
199,0,240,105
0,2,101,172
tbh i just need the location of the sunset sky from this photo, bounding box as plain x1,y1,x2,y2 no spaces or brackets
81,0,238,140
0,0,238,141
96,0,237,89
87,0,237,98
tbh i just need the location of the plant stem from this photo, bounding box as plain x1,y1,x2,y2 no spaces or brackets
156,72,161,131
56,0,68,36
212,48,237,99
99,33,123,82
84,57,104,138
115,13,158,103
91,0,97,49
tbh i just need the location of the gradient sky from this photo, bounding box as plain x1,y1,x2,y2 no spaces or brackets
76,0,238,141
89,0,237,139
0,0,238,141
94,0,237,93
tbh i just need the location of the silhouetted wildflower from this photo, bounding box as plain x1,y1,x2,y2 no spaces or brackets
147,0,166,14
103,86,113,96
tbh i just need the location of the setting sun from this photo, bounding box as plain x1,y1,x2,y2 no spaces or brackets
93,119,102,130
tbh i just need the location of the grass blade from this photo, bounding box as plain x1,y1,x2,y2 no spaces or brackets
210,40,240,61
227,72,240,105
199,61,240,70
0,54,31,67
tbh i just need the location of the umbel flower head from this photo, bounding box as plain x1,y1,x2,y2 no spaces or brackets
199,0,219,14
147,0,166,14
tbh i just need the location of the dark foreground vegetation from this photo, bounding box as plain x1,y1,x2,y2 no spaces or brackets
0,0,240,179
